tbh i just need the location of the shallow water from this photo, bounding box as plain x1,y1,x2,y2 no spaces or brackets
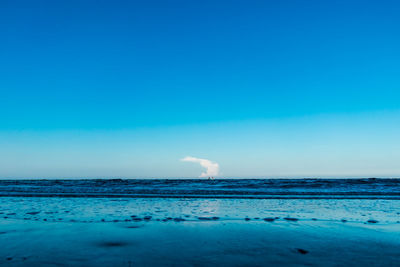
1,208,400,266
0,197,399,224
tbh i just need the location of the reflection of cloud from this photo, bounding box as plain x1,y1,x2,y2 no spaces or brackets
181,156,220,177
199,199,221,215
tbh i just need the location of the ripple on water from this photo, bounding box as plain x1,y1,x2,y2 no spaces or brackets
96,241,130,247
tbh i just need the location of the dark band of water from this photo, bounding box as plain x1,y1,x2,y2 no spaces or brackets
0,178,399,199
1,193,400,199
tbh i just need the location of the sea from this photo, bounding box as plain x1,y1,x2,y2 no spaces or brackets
1,178,400,265
0,178,399,199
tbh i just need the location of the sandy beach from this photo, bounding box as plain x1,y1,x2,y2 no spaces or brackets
1,197,400,266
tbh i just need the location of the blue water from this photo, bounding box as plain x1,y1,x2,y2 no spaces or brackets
0,179,399,199
1,179,400,266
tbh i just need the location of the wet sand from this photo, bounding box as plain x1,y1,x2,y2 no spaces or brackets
1,197,400,266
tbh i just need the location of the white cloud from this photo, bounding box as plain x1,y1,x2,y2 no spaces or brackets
181,156,220,178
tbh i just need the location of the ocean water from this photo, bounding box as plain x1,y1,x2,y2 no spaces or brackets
1,179,400,266
0,178,399,199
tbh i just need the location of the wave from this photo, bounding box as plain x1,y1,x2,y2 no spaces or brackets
0,178,399,199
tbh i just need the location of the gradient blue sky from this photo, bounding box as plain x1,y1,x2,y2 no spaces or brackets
1,0,400,178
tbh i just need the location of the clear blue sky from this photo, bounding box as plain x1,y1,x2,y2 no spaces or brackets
1,0,399,178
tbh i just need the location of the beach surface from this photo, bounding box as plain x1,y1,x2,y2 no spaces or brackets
1,195,400,266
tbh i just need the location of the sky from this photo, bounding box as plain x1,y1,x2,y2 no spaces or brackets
1,0,400,178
